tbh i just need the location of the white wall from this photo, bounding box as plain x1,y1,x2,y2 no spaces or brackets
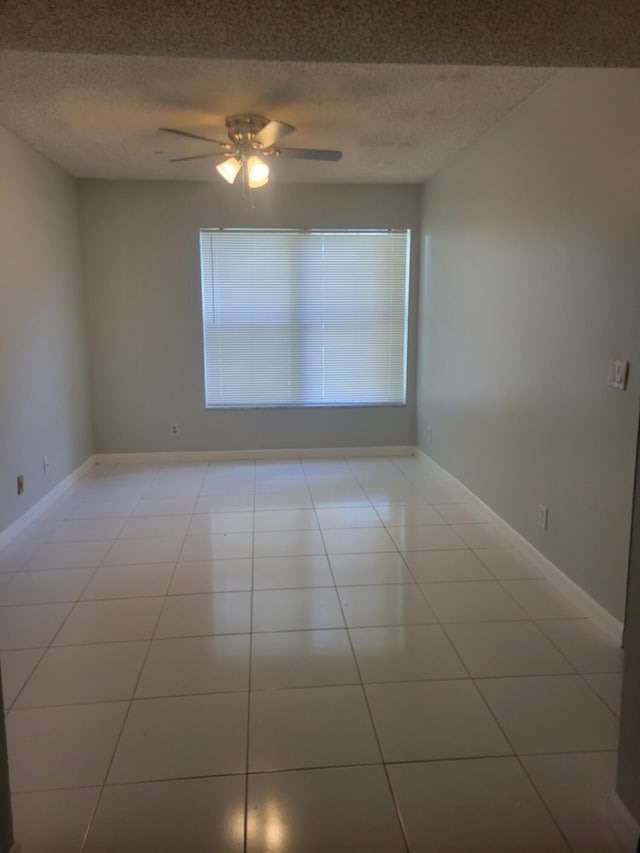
417,69,640,621
0,127,92,536
79,181,421,453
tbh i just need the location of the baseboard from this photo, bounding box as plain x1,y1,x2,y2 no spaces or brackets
607,793,640,853
5,444,623,643
415,448,624,644
0,448,411,546
94,446,415,464
0,455,96,549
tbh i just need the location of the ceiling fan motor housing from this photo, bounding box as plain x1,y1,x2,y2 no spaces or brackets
225,114,270,148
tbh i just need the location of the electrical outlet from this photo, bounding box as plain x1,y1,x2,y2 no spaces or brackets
169,423,180,437
42,456,50,474
538,504,548,530
425,424,432,444
17,475,24,495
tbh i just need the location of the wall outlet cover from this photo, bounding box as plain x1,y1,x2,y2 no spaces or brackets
538,504,548,530
608,360,629,391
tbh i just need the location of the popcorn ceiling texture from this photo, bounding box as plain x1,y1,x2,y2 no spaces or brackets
0,52,557,181
0,0,639,66
0,0,637,182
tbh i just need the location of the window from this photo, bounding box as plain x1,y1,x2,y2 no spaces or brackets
200,228,410,408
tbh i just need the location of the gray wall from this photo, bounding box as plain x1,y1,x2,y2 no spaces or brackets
0,127,92,535
417,68,640,622
79,181,420,453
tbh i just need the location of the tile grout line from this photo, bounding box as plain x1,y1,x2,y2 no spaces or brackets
10,670,623,714
491,576,614,698
466,671,576,851
77,510,188,853
9,746,621,798
530,619,625,719
515,754,578,851
243,458,257,853
305,458,412,853
427,562,617,849
0,579,618,605
2,457,623,850
5,560,105,714
361,455,584,850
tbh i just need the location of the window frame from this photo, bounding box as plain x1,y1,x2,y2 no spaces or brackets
199,227,411,410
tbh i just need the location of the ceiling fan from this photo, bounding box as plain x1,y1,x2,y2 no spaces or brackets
159,113,342,188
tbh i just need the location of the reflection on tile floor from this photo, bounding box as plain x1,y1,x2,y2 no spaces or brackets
0,456,624,851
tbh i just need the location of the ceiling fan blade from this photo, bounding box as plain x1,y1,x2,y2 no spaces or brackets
254,120,295,149
169,153,223,162
159,127,226,145
276,147,342,162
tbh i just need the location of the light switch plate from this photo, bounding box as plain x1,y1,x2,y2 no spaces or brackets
608,360,629,391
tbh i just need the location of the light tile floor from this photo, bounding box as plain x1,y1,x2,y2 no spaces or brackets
0,456,625,852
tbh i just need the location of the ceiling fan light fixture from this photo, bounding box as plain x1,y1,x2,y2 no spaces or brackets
216,156,242,184
247,155,270,188
162,116,342,196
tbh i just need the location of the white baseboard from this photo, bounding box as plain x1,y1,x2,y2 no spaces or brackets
0,448,410,546
94,446,414,465
0,455,96,549
607,793,640,853
3,443,624,644
415,449,624,644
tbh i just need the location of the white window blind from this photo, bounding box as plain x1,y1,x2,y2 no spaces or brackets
200,228,410,408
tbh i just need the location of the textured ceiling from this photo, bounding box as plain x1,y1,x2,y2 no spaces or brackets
1,0,640,66
0,51,557,182
3,0,634,184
